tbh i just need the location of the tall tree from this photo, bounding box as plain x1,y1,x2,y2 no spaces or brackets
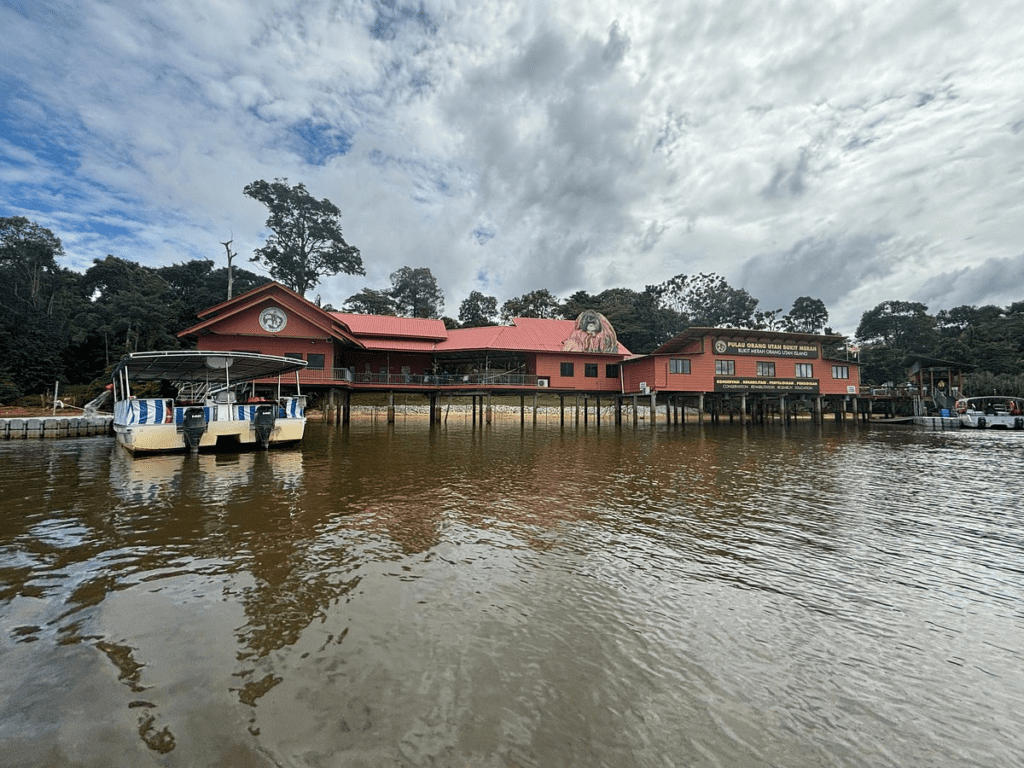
0,217,78,395
458,291,498,327
784,296,829,333
648,272,759,328
389,267,444,318
158,260,270,332
244,178,363,296
342,288,398,315
72,256,181,373
855,300,937,385
500,289,561,323
561,287,681,354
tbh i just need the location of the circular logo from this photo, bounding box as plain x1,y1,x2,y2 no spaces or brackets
714,339,728,354
259,306,287,333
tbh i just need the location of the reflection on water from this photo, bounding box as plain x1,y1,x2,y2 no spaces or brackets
1,423,1024,767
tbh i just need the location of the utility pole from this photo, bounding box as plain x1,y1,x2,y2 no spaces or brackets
221,239,235,299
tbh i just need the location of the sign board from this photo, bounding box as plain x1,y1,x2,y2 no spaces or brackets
712,339,818,359
714,377,820,394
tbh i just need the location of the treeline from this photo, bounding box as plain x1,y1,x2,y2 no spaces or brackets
0,217,271,402
3,215,1023,402
853,300,1024,389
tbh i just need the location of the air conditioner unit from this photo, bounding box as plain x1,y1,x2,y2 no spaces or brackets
537,378,549,388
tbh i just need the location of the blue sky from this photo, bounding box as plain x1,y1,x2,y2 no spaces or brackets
2,0,1023,334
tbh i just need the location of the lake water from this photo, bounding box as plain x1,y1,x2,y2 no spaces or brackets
1,418,1023,767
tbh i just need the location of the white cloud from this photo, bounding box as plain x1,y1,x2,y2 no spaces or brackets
2,0,1023,334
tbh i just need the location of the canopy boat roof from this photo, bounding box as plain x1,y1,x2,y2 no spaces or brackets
113,350,307,385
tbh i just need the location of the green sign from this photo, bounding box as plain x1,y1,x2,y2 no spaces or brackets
714,377,820,394
712,339,818,359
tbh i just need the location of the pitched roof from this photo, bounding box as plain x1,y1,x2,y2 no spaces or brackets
330,313,449,341
178,281,361,345
437,318,631,355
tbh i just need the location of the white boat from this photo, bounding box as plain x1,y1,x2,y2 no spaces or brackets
956,396,1024,430
112,351,308,454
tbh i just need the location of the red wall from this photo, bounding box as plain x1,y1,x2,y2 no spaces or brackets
622,334,861,395
534,353,623,392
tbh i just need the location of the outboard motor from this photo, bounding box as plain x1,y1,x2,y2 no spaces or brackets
253,404,277,448
1015,417,1023,430
977,416,986,429
180,406,208,452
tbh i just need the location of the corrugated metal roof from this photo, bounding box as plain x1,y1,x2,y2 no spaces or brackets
331,313,448,340
352,336,440,352
437,318,631,355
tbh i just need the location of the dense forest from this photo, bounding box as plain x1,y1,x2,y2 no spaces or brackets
2,215,1022,403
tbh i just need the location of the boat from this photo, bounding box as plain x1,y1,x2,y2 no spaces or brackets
112,350,308,454
955,395,1024,429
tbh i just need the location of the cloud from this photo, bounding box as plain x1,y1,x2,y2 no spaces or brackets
1,0,1023,335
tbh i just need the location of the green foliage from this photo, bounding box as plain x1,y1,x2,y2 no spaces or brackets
0,217,81,392
499,289,561,323
157,260,269,330
70,256,182,377
784,296,829,333
244,178,363,296
855,300,935,351
964,372,1024,399
561,287,682,354
343,287,398,315
0,374,21,404
458,291,498,327
647,272,759,328
389,267,444,318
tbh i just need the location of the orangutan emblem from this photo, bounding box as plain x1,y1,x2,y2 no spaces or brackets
562,310,618,354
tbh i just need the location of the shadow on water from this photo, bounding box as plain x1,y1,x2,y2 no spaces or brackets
1,421,1023,766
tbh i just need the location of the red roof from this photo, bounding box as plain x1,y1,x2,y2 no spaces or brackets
437,318,631,355
331,313,448,340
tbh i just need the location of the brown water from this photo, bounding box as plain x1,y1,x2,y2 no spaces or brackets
1,419,1023,767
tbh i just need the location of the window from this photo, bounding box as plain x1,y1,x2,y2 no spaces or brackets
669,358,691,374
605,364,620,378
560,362,575,377
795,363,814,378
715,360,735,375
584,363,598,378
756,362,776,376
285,352,303,361
307,354,325,370
832,365,850,379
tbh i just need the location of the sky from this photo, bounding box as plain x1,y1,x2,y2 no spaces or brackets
2,0,1023,335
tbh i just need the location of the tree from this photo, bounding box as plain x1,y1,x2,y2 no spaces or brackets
343,288,397,315
855,300,937,385
244,178,363,296
158,259,270,332
648,272,759,328
389,267,444,318
855,300,935,352
0,217,78,393
500,289,561,323
784,296,829,334
72,256,181,373
458,291,498,327
753,308,785,331
560,287,681,354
